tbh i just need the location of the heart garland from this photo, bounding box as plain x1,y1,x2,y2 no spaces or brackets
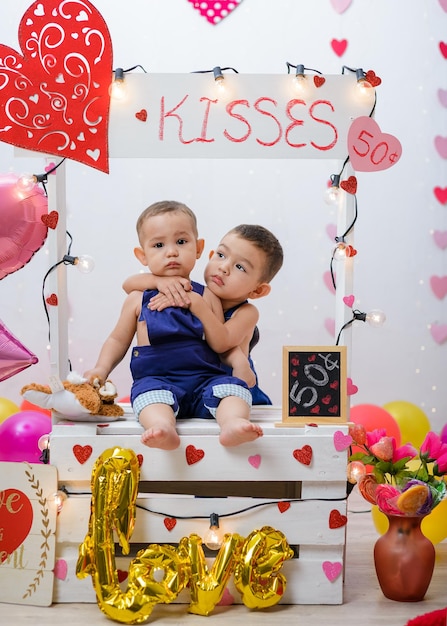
0,0,112,173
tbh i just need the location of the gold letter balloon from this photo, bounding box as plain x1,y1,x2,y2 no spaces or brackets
76,448,292,623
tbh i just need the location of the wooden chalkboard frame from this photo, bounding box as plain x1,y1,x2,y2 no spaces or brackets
280,345,347,425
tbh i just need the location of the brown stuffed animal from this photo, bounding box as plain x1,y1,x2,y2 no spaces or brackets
21,372,124,421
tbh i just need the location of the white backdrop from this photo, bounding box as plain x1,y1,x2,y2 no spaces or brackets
1,0,446,433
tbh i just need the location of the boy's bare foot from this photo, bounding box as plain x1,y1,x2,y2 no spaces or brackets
219,418,263,447
141,426,180,450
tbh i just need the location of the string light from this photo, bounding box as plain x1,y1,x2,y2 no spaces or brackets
324,173,341,205
38,433,51,464
48,488,68,514
336,308,386,345
286,62,323,94
192,65,238,94
109,64,148,100
204,513,223,550
17,159,66,196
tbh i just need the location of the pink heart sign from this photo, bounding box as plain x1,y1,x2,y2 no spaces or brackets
0,488,34,562
348,117,402,172
0,0,112,173
187,0,243,25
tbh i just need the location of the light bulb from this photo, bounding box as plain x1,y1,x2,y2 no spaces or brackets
213,66,225,93
347,461,366,484
37,433,51,451
324,174,341,205
333,243,357,260
204,513,223,550
49,489,67,513
366,309,386,327
293,65,307,94
16,173,37,193
110,68,126,100
75,255,95,273
355,68,373,98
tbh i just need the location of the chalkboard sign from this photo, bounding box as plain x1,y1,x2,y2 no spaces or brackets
281,346,347,424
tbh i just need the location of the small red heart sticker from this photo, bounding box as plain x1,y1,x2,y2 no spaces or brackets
314,75,325,88
185,444,205,465
293,445,313,465
41,211,59,229
73,444,93,464
277,501,291,513
340,175,357,195
135,109,147,122
46,293,58,306
117,569,128,583
137,454,144,467
329,509,347,529
164,517,177,531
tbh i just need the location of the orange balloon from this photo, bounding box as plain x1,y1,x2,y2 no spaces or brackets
20,398,51,417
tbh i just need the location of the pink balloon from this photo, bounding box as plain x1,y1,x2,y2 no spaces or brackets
0,410,51,463
0,172,48,279
441,423,447,444
0,320,38,382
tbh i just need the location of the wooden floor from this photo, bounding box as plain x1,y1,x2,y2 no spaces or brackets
1,490,446,626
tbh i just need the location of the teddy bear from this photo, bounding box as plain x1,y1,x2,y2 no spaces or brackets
21,372,125,421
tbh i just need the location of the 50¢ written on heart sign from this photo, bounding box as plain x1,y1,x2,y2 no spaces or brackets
348,116,402,172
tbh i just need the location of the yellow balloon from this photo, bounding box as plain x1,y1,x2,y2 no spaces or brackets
0,397,20,424
383,400,430,447
371,501,447,544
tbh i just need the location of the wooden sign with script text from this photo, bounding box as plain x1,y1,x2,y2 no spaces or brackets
0,462,57,606
281,346,347,424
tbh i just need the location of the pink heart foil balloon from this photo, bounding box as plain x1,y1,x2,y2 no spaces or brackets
0,173,48,279
0,319,38,382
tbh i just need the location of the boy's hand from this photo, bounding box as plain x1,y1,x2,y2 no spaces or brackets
154,277,192,306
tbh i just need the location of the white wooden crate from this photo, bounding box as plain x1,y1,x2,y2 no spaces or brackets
49,406,349,605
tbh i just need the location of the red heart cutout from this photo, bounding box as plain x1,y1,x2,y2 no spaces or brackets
348,117,402,172
340,175,357,194
135,109,148,122
314,75,326,88
0,0,112,173
73,444,92,464
117,569,128,583
331,38,348,57
329,509,347,529
434,187,447,205
321,394,331,405
164,517,177,531
41,211,59,230
365,70,381,87
293,445,313,465
0,489,33,562
137,454,144,467
46,293,58,306
0,173,48,279
185,444,205,465
330,380,339,389
439,41,447,59
310,405,320,414
328,405,339,414
277,501,291,513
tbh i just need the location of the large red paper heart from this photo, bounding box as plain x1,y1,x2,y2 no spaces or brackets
187,0,243,25
0,0,112,173
348,117,402,172
0,173,48,280
293,445,313,465
185,444,205,465
0,488,33,562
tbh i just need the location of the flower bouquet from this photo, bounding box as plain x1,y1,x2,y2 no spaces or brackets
347,426,447,516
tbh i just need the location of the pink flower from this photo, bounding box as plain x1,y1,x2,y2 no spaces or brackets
420,432,443,461
370,436,394,461
366,428,387,448
393,443,417,463
434,449,447,474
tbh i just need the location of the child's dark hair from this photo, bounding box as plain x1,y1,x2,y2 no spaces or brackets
136,200,198,242
228,224,283,282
